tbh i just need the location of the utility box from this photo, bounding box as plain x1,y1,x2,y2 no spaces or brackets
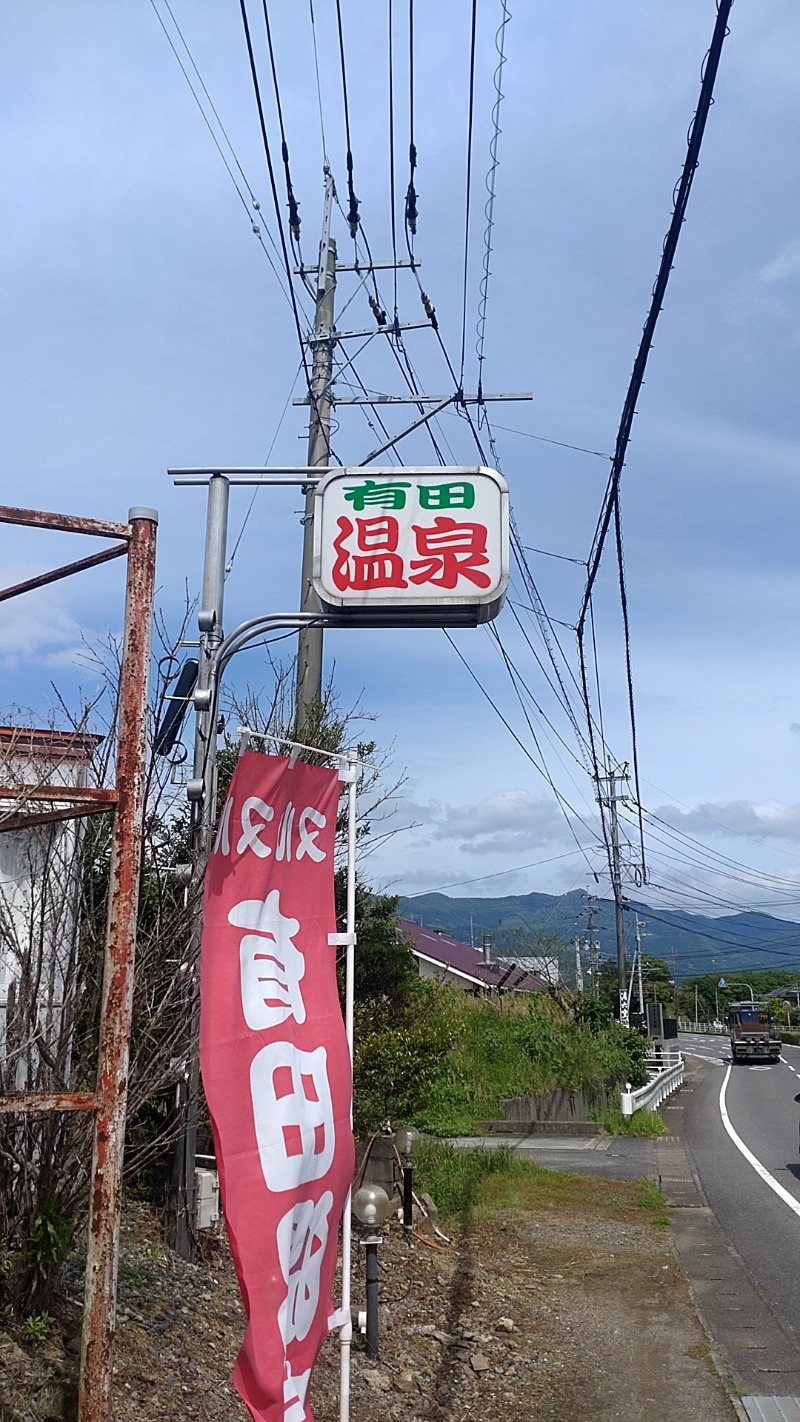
194,1167,220,1230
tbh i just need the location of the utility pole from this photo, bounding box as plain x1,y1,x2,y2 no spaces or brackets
584,893,599,998
295,171,336,728
574,935,584,994
167,474,230,1259
597,767,629,1027
635,915,645,1016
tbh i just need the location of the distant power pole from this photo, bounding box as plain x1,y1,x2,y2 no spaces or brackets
597,767,629,1026
634,915,645,1016
574,935,584,994
295,171,336,728
584,893,599,998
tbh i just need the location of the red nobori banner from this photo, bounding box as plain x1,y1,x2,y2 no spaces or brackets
199,752,353,1422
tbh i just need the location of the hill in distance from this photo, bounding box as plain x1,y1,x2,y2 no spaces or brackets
397,890,800,982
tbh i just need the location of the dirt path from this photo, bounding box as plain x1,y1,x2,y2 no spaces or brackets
0,1170,738,1422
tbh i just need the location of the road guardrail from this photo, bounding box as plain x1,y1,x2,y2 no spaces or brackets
620,1050,684,1118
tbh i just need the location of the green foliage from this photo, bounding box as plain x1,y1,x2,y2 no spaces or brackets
369,991,651,1137
599,1106,666,1137
14,1201,73,1313
338,886,417,1005
20,1311,55,1347
416,1141,533,1218
353,981,459,1131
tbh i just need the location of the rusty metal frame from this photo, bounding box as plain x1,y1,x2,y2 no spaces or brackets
0,502,158,1422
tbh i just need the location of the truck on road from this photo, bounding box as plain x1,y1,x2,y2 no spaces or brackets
727,1002,782,1064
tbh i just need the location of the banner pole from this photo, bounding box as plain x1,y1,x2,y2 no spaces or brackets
339,751,357,1422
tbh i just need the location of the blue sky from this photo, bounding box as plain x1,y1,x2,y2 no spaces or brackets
3,2,800,928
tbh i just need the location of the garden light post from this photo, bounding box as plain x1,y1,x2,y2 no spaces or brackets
394,1125,421,1231
352,1184,393,1359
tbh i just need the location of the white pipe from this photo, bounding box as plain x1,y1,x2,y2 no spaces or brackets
339,752,358,1422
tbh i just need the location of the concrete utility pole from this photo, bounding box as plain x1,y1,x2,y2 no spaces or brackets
597,767,629,1026
574,935,584,994
167,474,230,1259
584,893,599,998
296,172,336,728
635,915,645,1016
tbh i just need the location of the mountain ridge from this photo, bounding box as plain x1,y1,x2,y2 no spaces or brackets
397,890,800,980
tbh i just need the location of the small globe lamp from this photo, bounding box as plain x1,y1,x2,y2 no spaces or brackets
394,1125,421,1230
352,1184,393,1358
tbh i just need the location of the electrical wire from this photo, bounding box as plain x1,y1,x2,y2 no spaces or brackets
475,0,511,401
307,0,330,167
148,0,304,316
259,0,302,245
387,0,399,322
405,0,418,238
334,0,360,237
443,630,599,877
577,0,734,631
237,0,318,414
459,0,480,386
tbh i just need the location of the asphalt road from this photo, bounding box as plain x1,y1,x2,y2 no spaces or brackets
679,1031,800,1343
663,1031,800,1411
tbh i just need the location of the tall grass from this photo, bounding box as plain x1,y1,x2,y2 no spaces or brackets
412,992,646,1135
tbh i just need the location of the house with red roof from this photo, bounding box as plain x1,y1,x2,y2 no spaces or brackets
399,918,546,994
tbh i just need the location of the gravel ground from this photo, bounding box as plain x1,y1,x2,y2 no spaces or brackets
0,1179,737,1422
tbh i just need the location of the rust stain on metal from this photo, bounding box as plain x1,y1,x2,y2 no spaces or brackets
0,1091,99,1114
78,512,157,1422
0,505,131,539
0,541,128,604
0,803,115,833
0,504,158,1422
0,784,117,803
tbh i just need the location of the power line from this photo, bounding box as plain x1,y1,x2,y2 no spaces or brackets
259,0,302,245
443,630,600,878
476,0,511,399
334,0,360,237
405,0,418,238
237,0,316,404
148,0,303,314
459,0,480,385
577,0,734,631
307,1,330,166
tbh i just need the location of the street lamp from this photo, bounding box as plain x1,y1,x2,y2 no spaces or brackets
719,978,755,1004
352,1184,393,1359
394,1125,421,1230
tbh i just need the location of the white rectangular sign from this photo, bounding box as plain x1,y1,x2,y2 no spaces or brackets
311,466,508,625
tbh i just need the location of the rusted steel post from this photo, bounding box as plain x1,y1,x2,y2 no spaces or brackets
78,508,158,1422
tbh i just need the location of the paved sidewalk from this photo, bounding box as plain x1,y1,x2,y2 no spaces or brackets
451,1065,800,1422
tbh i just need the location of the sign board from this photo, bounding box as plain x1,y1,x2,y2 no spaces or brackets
200,753,353,1422
312,465,509,626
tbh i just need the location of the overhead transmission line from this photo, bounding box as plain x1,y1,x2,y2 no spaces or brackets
476,0,511,404
237,0,329,433
443,631,600,879
259,0,302,252
334,0,360,237
575,0,735,877
148,0,307,316
459,0,480,386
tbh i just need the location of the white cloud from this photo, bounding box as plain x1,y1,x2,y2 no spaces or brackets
654,800,800,841
432,792,571,846
0,572,86,669
756,239,800,286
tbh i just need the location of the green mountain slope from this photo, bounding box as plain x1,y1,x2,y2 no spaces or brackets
397,891,800,981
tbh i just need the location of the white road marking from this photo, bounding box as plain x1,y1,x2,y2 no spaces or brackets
682,1050,727,1065
719,1065,800,1221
